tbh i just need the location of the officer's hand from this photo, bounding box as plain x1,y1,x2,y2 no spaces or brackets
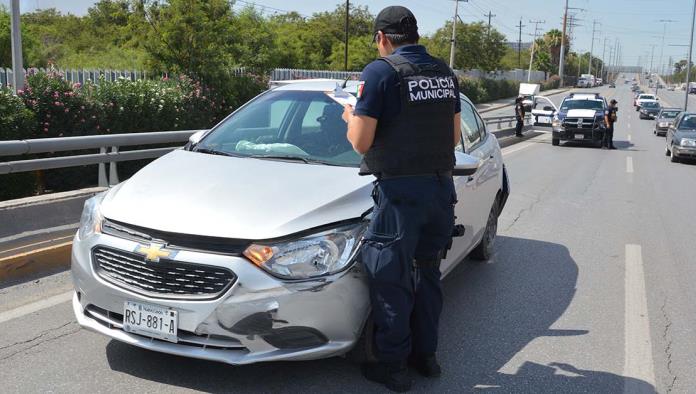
342,104,353,124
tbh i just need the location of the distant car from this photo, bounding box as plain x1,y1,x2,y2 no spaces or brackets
635,93,657,111
639,100,661,119
668,86,676,91
666,112,696,162
609,82,616,88
654,108,682,136
551,92,608,147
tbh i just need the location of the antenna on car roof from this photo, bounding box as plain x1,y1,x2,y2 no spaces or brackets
341,75,352,89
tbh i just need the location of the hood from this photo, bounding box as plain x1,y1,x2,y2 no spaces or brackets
101,149,374,240
566,109,600,118
674,129,696,139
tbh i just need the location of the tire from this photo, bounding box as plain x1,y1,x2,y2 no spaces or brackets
346,314,377,364
470,198,499,261
552,138,560,146
671,151,680,163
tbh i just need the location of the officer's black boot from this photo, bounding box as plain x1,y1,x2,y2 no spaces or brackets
408,353,442,378
362,361,412,392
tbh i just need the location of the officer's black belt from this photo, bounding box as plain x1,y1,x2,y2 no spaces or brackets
377,170,453,180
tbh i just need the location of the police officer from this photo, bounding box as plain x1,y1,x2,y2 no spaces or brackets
342,6,461,392
515,96,525,137
604,99,618,149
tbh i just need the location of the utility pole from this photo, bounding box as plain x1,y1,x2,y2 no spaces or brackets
558,0,569,87
516,19,526,69
344,0,349,71
686,0,696,110
588,20,599,75
449,0,467,69
649,44,656,75
527,20,545,82
600,37,608,79
10,0,24,93
657,20,677,77
484,11,496,38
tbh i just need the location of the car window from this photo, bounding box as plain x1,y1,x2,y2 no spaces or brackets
661,111,680,118
459,101,481,151
678,114,696,129
198,90,360,166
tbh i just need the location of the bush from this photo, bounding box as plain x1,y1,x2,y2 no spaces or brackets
458,77,521,104
541,75,561,91
1,71,266,200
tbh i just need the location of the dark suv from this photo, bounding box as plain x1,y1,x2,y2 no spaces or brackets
551,93,608,146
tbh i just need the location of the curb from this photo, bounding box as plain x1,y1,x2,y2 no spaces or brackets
0,241,72,284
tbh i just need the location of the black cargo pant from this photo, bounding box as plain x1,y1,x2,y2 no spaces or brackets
603,123,615,148
515,116,524,136
360,175,456,362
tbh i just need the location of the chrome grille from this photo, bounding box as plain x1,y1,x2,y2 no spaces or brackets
563,117,597,129
92,246,236,300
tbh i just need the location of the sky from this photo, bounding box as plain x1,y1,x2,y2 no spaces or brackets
2,0,696,73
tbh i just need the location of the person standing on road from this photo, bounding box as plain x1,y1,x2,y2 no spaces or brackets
604,99,618,149
341,5,461,392
515,96,525,137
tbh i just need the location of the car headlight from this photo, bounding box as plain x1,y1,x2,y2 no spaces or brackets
243,222,367,279
680,138,696,147
552,118,563,129
77,192,107,240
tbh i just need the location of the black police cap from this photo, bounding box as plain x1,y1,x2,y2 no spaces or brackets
373,6,418,35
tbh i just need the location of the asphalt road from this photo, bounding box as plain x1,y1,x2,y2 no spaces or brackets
2,77,696,393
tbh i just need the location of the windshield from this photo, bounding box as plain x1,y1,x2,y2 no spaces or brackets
642,102,659,108
561,99,604,111
678,115,696,129
195,90,360,166
660,111,680,118
640,95,655,100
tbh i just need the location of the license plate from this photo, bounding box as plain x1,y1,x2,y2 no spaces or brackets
537,116,551,124
123,301,178,343
575,133,585,140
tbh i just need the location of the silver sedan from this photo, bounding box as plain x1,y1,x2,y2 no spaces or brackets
71,80,509,365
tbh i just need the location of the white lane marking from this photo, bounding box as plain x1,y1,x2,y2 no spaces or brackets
1,235,74,255
626,157,634,173
624,244,656,393
0,291,73,324
0,223,78,244
627,134,632,143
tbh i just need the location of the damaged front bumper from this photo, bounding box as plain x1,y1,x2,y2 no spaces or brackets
71,232,370,365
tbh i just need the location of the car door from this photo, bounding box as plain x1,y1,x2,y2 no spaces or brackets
440,97,500,273
531,96,558,127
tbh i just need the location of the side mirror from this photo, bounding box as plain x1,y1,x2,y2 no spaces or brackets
453,151,480,176
188,130,206,146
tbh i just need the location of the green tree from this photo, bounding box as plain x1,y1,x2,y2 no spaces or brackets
423,21,506,71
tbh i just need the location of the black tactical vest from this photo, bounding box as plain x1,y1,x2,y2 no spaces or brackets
359,54,457,176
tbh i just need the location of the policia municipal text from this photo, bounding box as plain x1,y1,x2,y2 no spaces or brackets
342,6,461,392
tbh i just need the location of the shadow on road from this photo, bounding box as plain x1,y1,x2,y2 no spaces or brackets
104,236,655,393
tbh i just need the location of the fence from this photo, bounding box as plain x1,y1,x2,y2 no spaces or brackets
460,68,547,83
0,68,153,88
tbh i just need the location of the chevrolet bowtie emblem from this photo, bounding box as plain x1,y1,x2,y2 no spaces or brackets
134,244,176,262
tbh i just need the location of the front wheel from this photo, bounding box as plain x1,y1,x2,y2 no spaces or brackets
346,314,377,364
470,199,499,261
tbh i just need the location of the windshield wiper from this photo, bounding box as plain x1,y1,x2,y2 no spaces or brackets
248,154,341,166
193,147,240,157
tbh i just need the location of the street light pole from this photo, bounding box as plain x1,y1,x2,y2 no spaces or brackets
10,0,24,93
686,0,696,110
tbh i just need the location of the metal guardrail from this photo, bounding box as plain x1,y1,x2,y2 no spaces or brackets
0,130,202,187
0,114,531,186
